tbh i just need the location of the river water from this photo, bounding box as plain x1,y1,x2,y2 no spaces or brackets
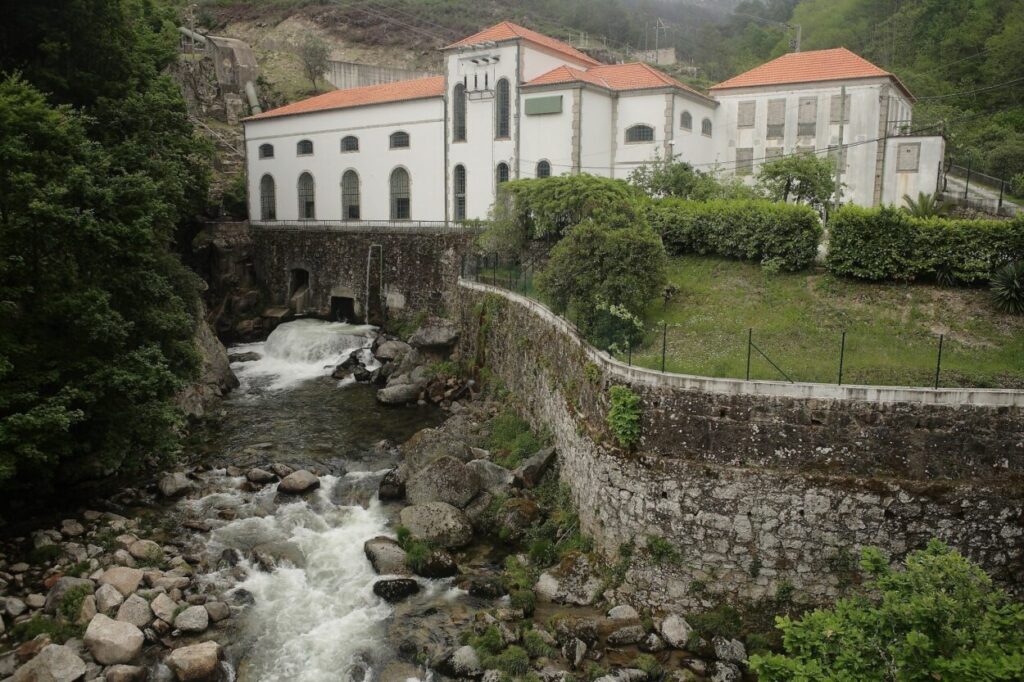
183,319,446,682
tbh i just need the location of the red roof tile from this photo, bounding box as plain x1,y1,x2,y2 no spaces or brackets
525,62,712,100
710,48,912,98
446,21,600,67
246,76,445,121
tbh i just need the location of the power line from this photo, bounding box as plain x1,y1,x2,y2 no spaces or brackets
915,76,1024,101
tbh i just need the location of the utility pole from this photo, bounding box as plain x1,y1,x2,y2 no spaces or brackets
834,85,846,212
791,24,801,52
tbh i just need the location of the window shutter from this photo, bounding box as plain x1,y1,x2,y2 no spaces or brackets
737,100,756,128
767,99,785,139
798,97,817,137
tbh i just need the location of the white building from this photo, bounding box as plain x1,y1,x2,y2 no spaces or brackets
243,22,943,222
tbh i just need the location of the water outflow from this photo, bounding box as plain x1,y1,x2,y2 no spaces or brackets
232,319,377,391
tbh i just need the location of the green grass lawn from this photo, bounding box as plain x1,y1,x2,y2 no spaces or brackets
624,256,1024,389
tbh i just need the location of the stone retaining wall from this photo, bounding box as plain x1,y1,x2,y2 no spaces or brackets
456,281,1024,608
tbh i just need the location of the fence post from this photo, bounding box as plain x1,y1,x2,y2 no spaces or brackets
460,254,465,278
628,343,632,367
492,254,497,285
838,331,846,385
998,174,1005,214
746,328,752,381
661,321,667,373
934,334,944,389
964,160,972,201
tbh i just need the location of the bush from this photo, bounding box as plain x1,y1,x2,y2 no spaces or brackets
488,410,541,469
646,536,681,564
510,589,537,616
827,205,1024,283
523,629,556,659
607,385,642,448
750,540,1024,681
990,260,1024,314
690,604,743,641
647,199,822,271
484,646,531,677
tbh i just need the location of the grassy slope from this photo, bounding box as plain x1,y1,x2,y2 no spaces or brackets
626,257,1024,389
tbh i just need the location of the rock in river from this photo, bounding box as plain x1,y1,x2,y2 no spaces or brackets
399,502,473,548
158,472,193,498
165,641,222,682
405,456,480,509
277,469,320,494
364,536,411,576
373,578,420,603
84,614,144,665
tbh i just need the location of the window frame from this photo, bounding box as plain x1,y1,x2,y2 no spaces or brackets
390,166,411,220
680,111,692,132
766,98,786,140
341,136,359,153
625,124,656,144
797,97,818,138
258,143,274,159
453,164,467,221
701,118,713,137
536,160,551,178
495,78,511,139
296,139,314,156
259,174,276,221
297,172,316,220
341,169,360,221
389,131,410,149
453,84,467,142
737,100,756,129
496,162,510,186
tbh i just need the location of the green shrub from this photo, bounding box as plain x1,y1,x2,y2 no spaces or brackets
59,584,91,622
488,410,541,469
403,540,432,573
607,385,642,448
635,653,663,678
690,604,743,640
647,199,822,271
646,536,680,564
470,625,505,656
827,205,1024,283
510,589,537,616
991,260,1024,314
28,544,63,564
484,645,531,677
11,615,82,643
523,629,556,658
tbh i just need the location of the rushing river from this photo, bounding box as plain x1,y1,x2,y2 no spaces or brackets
185,319,445,682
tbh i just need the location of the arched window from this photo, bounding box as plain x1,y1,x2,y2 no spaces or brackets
701,118,713,137
453,165,466,220
496,162,510,185
390,131,410,149
390,167,411,220
625,124,655,143
259,174,276,221
297,172,315,220
453,84,467,142
495,78,510,139
536,160,551,178
680,111,692,131
258,143,274,159
341,170,360,220
297,139,313,156
341,136,359,152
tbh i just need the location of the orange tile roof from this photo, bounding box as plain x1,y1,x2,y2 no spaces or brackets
446,21,601,67
710,48,913,99
525,62,713,100
245,76,445,121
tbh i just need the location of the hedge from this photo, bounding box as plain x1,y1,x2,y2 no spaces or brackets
826,206,1024,282
646,199,822,271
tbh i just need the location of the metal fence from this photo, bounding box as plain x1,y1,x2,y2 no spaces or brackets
250,219,483,234
461,254,996,390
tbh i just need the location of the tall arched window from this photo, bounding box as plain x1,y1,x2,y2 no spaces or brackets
680,111,692,131
341,170,360,220
341,136,359,152
625,124,655,143
259,174,276,221
297,172,315,220
701,118,713,137
390,167,411,220
536,160,551,178
495,78,510,139
453,165,466,220
390,131,410,149
258,143,274,159
496,162,510,185
297,139,313,155
453,84,467,142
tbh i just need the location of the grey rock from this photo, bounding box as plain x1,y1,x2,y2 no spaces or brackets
77,595,97,626
466,460,515,494
374,339,411,362
84,614,144,665
660,614,694,649
376,382,423,405
372,578,420,603
408,317,460,349
61,519,85,537
712,636,747,664
115,595,152,629
127,541,162,563
363,537,410,576
174,606,209,634
606,625,646,646
406,456,480,509
277,470,320,495
5,596,27,618
204,601,230,623
165,641,222,681
639,632,666,653
554,618,599,646
158,473,193,498
26,593,46,609
399,502,473,549
513,447,556,488
10,644,86,682
607,605,640,621
378,469,405,500
245,468,276,484
561,637,587,669
150,593,177,624
534,553,601,606
99,567,145,597
710,662,742,682
43,577,94,615
95,584,125,614
104,664,147,682
437,645,482,678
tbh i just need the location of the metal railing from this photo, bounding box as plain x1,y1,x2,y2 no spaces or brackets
250,219,484,233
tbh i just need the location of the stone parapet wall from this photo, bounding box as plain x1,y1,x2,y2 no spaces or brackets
455,281,1024,608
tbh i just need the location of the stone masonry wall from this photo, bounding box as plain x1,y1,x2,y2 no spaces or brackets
455,282,1024,609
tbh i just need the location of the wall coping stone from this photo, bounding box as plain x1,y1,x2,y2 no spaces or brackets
460,279,1024,408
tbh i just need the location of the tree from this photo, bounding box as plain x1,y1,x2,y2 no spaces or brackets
751,540,1024,681
757,152,838,214
298,36,330,92
629,155,759,201
902,192,947,217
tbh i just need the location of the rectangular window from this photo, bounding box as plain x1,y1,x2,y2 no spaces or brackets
525,95,563,115
896,142,921,172
737,100,756,128
765,147,784,161
736,148,754,176
797,96,817,137
830,94,852,123
766,98,786,139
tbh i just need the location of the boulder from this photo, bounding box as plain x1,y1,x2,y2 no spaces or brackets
204,601,230,623
554,617,599,646
607,625,647,646
639,633,666,653
150,593,177,624
466,459,515,494
98,567,144,597
561,637,587,669
105,664,148,682
277,470,320,495
10,644,85,682
84,614,144,665
43,577,94,615
712,637,747,664
461,576,507,599
94,584,125,615
710,662,742,682
534,553,602,606
494,498,541,542
399,427,473,471
405,456,481,509
228,352,260,363
408,317,459,350
372,578,420,603
513,447,556,488
363,537,410,576
245,468,276,484
399,502,473,549
61,519,85,537
127,540,162,563
77,594,97,625
5,596,28,618
660,614,694,649
378,468,405,500
158,473,193,498
412,550,459,579
115,594,152,629
165,641,222,681
374,339,411,362
607,605,640,621
174,605,209,634
376,382,423,405
437,645,482,678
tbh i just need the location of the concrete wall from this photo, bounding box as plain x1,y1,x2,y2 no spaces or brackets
520,86,576,178
325,61,439,90
580,88,614,177
456,280,1024,608
671,93,719,168
881,135,945,206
